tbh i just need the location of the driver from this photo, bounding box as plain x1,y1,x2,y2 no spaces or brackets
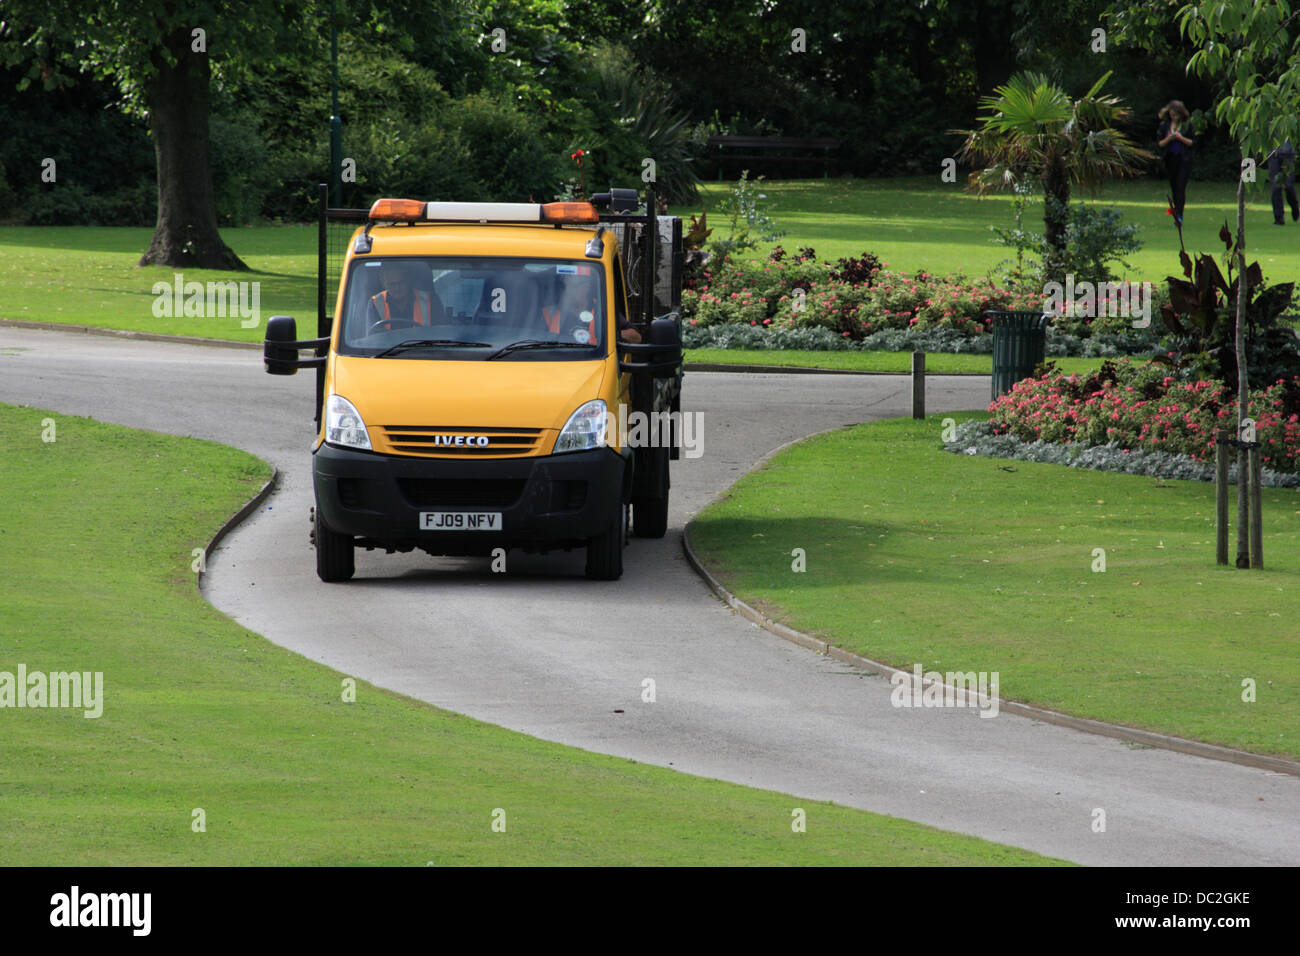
371,261,434,331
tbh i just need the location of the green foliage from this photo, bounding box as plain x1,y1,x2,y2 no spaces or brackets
1059,200,1144,284
0,63,156,225
210,109,276,227
957,71,1155,282
1157,225,1300,390
708,172,784,261
449,93,565,200
991,189,1144,288
989,180,1043,284
1175,1,1300,163
573,44,701,203
23,182,156,227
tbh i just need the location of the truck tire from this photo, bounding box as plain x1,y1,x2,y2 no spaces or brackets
632,493,669,539
315,508,355,582
632,447,670,538
584,499,625,580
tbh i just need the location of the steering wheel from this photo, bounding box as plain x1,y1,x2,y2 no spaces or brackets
366,317,417,336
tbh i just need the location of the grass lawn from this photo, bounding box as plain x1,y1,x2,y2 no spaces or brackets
688,412,1300,760
0,224,315,342
685,348,1109,376
0,402,1059,865
676,176,1300,284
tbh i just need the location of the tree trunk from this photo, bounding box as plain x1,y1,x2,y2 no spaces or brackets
1235,174,1250,568
138,27,246,270
1042,157,1070,285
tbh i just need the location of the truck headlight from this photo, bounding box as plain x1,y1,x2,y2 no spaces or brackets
554,399,607,454
325,394,372,450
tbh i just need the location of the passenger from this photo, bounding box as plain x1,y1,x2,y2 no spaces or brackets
539,270,642,343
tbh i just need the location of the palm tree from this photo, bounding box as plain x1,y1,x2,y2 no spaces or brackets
956,71,1154,284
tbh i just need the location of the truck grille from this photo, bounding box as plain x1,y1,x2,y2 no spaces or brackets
397,478,526,509
381,425,544,457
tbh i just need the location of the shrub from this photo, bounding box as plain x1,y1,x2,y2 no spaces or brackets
708,171,784,261
991,192,1144,287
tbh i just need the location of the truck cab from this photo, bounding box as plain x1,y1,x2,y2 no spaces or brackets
264,189,683,582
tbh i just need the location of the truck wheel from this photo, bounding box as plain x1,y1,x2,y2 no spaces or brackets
632,493,669,538
584,499,625,580
314,508,355,582
632,448,670,539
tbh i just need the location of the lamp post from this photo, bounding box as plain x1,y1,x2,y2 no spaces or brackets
329,0,342,207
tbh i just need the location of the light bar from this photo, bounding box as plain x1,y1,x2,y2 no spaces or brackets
541,202,599,224
369,199,601,225
424,202,541,222
368,198,426,220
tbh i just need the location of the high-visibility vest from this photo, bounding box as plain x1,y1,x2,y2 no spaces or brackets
371,290,430,330
541,305,596,342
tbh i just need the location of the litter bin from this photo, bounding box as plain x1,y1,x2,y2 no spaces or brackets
988,310,1049,400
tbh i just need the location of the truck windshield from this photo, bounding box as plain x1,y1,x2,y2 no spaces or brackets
337,256,608,360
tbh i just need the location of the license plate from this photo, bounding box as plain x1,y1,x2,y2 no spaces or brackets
419,511,501,531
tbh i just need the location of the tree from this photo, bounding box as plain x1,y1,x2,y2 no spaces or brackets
0,2,311,269
955,71,1153,285
1175,1,1300,566
1116,1,1300,567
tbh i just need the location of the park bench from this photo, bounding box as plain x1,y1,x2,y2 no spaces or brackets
707,135,843,180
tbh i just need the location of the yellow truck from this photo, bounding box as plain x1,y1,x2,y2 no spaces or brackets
263,185,684,582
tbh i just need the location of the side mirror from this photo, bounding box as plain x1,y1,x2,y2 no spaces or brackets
265,315,300,375
646,316,681,377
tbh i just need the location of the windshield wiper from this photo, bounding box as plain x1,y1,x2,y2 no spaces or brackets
374,339,492,358
485,339,597,361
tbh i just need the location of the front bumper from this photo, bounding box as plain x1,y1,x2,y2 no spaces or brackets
313,442,629,555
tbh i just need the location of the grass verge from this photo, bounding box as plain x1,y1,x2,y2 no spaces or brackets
688,412,1300,760
0,402,1059,864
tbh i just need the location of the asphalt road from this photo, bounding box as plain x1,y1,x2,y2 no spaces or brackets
3,325,1297,866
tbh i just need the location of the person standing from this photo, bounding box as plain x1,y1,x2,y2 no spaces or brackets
1268,141,1299,225
1157,101,1195,227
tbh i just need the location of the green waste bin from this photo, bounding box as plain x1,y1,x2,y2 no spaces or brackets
988,310,1049,400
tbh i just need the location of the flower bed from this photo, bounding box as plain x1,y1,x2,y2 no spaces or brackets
681,247,1161,355
987,360,1300,473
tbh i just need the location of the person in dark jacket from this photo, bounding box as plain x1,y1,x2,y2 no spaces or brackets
1157,101,1195,226
1268,141,1299,225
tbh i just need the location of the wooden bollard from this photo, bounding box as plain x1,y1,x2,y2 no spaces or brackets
911,351,925,420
